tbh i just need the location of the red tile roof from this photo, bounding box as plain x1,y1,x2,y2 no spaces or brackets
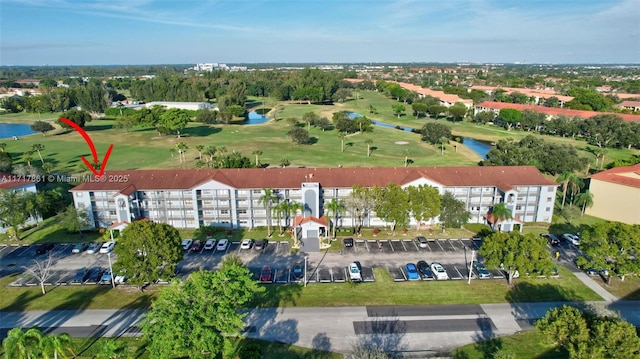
69,166,555,192
395,82,473,106
0,173,36,190
476,101,640,123
293,215,328,227
590,164,640,188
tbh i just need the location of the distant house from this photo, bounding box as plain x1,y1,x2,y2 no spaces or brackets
470,85,574,108
620,100,640,112
143,102,219,111
395,82,474,108
586,164,640,225
475,101,640,123
0,173,39,234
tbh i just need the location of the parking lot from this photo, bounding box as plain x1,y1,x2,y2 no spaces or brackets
2,235,571,287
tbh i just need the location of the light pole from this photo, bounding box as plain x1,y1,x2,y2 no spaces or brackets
304,254,308,287
467,250,475,285
107,252,115,288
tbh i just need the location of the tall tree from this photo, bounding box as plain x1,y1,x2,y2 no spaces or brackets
338,133,346,152
439,191,471,232
31,144,45,164
556,171,574,209
175,142,188,164
373,184,410,233
574,190,593,216
252,149,263,167
141,256,264,359
479,231,554,285
195,144,204,160
402,149,410,167
2,327,41,359
345,185,375,233
24,253,56,295
406,185,441,231
30,121,55,136
58,109,91,129
113,221,184,289
421,122,451,145
490,203,512,231
324,198,345,238
0,189,36,240
42,333,75,359
391,104,405,118
259,188,278,237
159,108,190,137
59,204,91,235
364,139,373,157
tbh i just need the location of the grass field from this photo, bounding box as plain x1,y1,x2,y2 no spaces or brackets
452,329,567,359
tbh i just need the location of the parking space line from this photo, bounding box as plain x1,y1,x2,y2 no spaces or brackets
446,239,457,251
435,240,445,251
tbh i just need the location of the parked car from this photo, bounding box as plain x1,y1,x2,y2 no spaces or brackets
254,239,266,251
240,239,253,250
260,266,273,282
416,260,434,279
71,268,88,284
349,261,363,282
190,240,204,252
181,239,193,251
405,263,420,281
216,238,229,251
35,243,55,254
203,238,216,250
87,242,102,254
541,234,560,246
586,267,599,276
291,263,304,280
430,262,449,280
416,236,428,248
562,233,580,246
99,241,116,253
343,238,354,247
72,243,89,254
87,267,104,283
114,271,127,284
100,270,113,284
473,262,491,279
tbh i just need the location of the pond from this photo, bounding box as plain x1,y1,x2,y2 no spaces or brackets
342,111,493,158
461,137,493,159
0,123,37,139
244,109,271,125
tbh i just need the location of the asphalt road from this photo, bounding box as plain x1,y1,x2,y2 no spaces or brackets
2,301,639,355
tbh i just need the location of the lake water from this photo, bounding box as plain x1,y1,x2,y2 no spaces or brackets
244,110,270,125
0,123,37,139
461,137,493,159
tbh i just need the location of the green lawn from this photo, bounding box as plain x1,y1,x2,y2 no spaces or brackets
452,329,567,359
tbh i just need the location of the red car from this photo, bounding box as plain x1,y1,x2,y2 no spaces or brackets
260,266,273,282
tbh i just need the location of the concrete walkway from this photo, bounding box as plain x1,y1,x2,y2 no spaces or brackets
571,271,618,302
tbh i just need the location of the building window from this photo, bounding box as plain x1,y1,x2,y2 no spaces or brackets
220,209,229,215
238,209,247,215
515,205,522,210
252,190,262,194
548,186,554,191
109,210,116,216
546,207,551,212
203,200,212,205
76,192,83,197
547,197,552,202
185,200,193,206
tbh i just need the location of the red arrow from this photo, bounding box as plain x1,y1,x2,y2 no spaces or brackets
59,118,113,177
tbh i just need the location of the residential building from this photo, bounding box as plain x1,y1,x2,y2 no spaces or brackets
470,85,574,108
475,101,640,123
70,166,556,241
395,82,474,108
620,100,640,112
143,102,218,111
0,173,38,234
586,164,640,225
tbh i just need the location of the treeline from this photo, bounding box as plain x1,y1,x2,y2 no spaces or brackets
0,64,187,81
476,109,640,149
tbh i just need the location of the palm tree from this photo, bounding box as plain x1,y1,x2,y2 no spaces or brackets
556,171,572,209
324,198,345,238
439,136,448,155
491,202,512,231
42,163,53,174
574,190,594,216
3,327,44,359
567,175,584,206
0,143,6,152
364,139,373,157
42,333,75,359
176,142,188,164
23,150,34,167
31,144,45,164
204,145,217,166
259,188,278,237
168,147,177,161
195,144,205,160
338,133,346,152
252,149,263,167
272,199,284,235
95,338,125,359
402,149,410,167
280,157,290,168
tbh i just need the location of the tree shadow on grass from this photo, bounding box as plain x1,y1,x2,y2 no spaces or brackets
250,283,303,308
179,125,221,137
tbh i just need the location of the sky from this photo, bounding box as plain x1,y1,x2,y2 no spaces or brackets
1,0,639,66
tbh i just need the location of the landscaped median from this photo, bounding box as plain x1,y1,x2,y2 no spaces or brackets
1,266,603,312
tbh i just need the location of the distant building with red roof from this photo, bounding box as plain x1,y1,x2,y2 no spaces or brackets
586,164,640,224
475,101,640,123
70,166,557,240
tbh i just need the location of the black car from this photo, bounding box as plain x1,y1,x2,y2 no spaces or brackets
416,260,434,279
71,268,88,284
343,238,354,247
86,267,104,283
35,243,55,254
190,240,204,252
254,239,266,251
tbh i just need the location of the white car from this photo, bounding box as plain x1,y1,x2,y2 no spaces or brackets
86,242,102,254
430,262,449,280
99,241,116,254
216,238,229,252
203,238,216,250
562,233,580,246
349,261,362,282
181,239,193,251
240,239,253,250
